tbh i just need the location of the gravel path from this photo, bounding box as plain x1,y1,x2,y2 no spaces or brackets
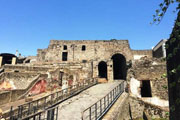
58,81,122,120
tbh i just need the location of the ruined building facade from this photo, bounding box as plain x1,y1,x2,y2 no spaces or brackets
0,39,169,119
35,40,169,119
37,40,152,82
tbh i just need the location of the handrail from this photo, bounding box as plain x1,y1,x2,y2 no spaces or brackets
5,78,98,120
82,81,125,120
22,105,59,120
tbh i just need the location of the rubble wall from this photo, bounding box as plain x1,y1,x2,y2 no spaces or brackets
128,58,168,100
125,58,169,119
128,96,169,119
37,40,133,62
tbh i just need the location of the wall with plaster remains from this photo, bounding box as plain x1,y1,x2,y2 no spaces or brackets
126,57,169,119
36,40,153,82
128,58,168,101
37,40,133,62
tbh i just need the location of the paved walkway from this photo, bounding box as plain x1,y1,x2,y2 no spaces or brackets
58,81,122,120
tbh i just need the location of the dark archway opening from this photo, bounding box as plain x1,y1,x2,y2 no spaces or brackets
111,54,127,80
98,61,107,79
0,53,17,65
141,80,152,97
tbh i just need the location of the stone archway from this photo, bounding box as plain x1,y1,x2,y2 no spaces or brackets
98,61,107,79
111,54,127,80
0,53,17,65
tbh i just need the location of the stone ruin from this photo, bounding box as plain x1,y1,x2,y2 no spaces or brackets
0,39,169,119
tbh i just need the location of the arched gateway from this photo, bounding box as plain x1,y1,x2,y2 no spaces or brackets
98,61,107,79
111,54,127,80
0,53,17,65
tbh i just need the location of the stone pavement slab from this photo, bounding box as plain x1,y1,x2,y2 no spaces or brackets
58,81,122,120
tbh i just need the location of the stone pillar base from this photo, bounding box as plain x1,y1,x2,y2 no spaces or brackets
11,57,16,65
0,56,3,67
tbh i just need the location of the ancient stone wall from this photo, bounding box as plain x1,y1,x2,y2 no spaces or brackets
128,96,169,119
0,73,48,105
105,94,169,120
0,62,84,105
0,72,39,90
132,50,153,60
37,40,133,62
35,40,155,82
0,91,11,105
3,64,54,73
126,57,169,119
128,57,168,100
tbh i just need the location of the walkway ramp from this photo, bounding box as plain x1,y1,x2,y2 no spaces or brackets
58,81,125,120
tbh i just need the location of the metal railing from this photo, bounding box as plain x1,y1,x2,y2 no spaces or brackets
21,105,59,120
82,81,125,120
5,78,97,120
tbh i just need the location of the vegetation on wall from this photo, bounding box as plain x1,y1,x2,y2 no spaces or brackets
151,1,180,119
166,11,180,119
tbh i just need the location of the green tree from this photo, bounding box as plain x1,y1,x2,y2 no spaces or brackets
152,0,180,24
152,1,180,119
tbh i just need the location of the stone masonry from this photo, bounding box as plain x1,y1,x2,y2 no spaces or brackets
0,39,169,119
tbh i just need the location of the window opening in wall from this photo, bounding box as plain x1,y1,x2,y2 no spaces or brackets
14,70,19,73
63,45,67,50
62,52,68,61
82,45,86,51
141,80,152,97
82,60,87,63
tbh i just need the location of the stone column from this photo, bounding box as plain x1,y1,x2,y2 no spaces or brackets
0,56,3,67
92,61,98,78
11,57,16,65
107,60,113,82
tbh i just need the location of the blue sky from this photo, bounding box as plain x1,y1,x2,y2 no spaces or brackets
0,0,179,56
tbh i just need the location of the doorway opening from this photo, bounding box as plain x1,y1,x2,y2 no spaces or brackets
141,80,152,97
98,61,107,79
111,54,126,80
0,53,17,65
